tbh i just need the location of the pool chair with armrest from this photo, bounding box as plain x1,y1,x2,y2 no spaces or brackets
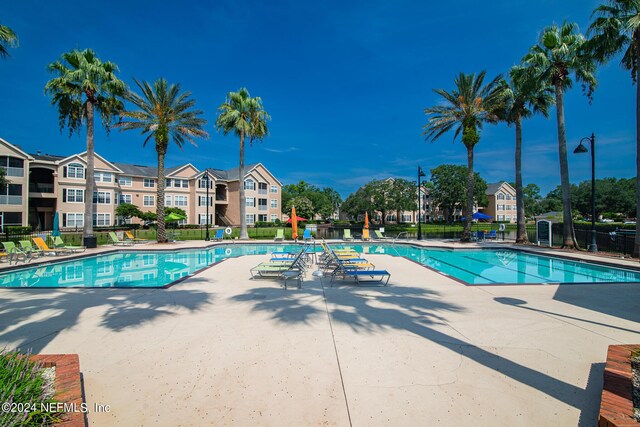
487,230,497,240
342,229,353,241
274,228,284,242
362,229,370,241
32,237,62,256
372,230,390,240
476,231,485,241
124,230,148,244
53,236,86,253
19,240,44,257
2,241,33,264
214,229,225,241
303,229,312,242
109,231,134,246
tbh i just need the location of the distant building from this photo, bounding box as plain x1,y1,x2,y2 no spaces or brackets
481,182,517,223
0,137,282,230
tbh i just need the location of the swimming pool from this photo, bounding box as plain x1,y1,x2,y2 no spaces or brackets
0,243,638,288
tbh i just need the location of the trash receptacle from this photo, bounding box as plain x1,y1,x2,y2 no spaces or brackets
83,235,97,248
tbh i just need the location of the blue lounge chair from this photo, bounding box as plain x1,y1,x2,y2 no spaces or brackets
214,229,224,241
303,229,312,242
487,230,497,240
476,231,485,241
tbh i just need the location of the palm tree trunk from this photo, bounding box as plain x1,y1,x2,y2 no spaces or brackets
555,83,577,249
635,64,640,257
157,148,167,243
462,145,474,242
84,100,95,238
515,115,528,243
239,130,248,239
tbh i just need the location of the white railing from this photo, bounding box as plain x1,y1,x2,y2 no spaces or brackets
258,206,267,211
0,195,22,205
0,167,24,177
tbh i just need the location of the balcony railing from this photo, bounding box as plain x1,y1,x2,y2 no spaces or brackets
215,194,227,201
29,183,54,193
0,195,22,205
0,167,24,177
258,205,267,211
258,189,268,195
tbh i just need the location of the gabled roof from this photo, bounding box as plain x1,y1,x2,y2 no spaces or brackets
225,163,281,185
59,151,124,173
486,181,515,195
166,163,200,177
0,138,35,160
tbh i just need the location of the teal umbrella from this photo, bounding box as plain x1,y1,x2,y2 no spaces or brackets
52,212,60,237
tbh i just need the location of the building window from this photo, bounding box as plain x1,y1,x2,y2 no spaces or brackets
198,214,212,225
63,188,84,203
512,196,516,201
198,196,212,207
258,182,268,194
270,185,278,193
497,215,505,221
402,214,412,222
93,191,111,204
66,163,84,179
94,172,113,183
258,214,267,222
0,156,24,177
270,214,278,222
119,194,132,204
174,196,188,206
118,176,132,187
506,215,512,221
63,213,84,227
386,214,397,222
93,213,111,226
173,179,188,188
165,179,172,188
497,193,505,200
143,195,155,206
506,205,512,211
246,197,255,207
165,195,172,206
497,205,504,211
258,198,267,210
270,199,278,208
244,179,255,190
245,213,255,225
143,178,155,188
199,177,213,189
506,195,512,200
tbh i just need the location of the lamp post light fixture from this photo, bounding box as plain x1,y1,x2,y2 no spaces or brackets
417,166,426,240
204,172,211,241
573,133,597,252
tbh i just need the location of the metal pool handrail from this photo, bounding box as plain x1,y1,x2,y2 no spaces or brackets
393,232,408,243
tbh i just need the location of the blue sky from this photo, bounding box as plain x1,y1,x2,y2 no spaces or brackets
0,0,634,198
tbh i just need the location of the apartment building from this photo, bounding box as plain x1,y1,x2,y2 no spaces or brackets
481,181,517,223
0,137,282,230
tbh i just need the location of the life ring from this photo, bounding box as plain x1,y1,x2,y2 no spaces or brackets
225,227,232,235
225,248,232,256
499,223,506,231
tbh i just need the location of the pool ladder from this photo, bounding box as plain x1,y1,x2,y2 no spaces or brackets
392,232,408,244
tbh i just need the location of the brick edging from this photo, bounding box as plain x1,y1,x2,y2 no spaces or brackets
599,344,639,427
30,354,85,427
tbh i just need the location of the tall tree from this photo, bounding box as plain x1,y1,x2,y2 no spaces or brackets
215,88,270,239
117,78,208,243
430,165,488,222
423,72,505,241
588,1,640,255
389,178,418,222
523,22,597,249
502,65,554,243
0,23,18,58
45,49,126,242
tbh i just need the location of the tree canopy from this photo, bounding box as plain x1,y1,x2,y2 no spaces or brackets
281,181,342,220
430,165,488,221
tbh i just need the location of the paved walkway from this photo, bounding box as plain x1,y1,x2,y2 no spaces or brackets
0,244,639,425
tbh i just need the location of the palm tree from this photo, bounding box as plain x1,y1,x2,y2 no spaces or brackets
523,22,597,249
117,78,208,243
215,88,270,239
503,65,554,243
45,49,126,243
0,23,18,58
588,1,640,256
423,72,505,242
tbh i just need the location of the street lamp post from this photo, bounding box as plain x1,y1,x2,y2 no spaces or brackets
417,166,426,240
573,133,597,252
204,173,211,241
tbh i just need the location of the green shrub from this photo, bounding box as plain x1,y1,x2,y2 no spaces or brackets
0,348,61,426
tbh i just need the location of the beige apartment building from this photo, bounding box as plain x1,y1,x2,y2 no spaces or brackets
481,181,517,223
0,137,282,230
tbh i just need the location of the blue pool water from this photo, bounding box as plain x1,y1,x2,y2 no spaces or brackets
0,243,639,288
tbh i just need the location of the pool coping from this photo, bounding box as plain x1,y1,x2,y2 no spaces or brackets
0,239,639,288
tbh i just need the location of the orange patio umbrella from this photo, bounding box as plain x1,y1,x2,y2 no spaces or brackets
291,206,299,240
364,212,369,229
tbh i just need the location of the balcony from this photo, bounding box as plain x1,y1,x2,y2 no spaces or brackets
0,166,24,177
258,205,267,211
0,195,22,205
29,183,54,193
258,189,267,195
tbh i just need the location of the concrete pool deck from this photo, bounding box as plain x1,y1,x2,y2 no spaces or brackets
0,241,639,425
